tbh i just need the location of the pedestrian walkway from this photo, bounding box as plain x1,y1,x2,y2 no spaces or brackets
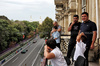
70,62,99,66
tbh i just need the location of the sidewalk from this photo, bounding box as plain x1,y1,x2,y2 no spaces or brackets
0,44,20,57
0,38,31,59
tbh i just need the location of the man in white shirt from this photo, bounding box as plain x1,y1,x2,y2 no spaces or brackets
44,39,67,66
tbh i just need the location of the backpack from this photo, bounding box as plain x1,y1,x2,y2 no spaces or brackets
74,56,87,66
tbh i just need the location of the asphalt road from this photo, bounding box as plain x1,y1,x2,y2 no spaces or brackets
2,36,44,66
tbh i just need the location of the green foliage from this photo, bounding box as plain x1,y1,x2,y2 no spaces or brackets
0,19,10,50
0,17,39,52
38,17,53,38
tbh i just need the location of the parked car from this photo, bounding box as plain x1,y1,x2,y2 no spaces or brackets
21,49,28,54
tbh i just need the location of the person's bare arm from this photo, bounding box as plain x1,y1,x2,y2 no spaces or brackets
44,45,55,59
51,29,55,34
78,30,80,35
90,31,97,49
50,29,55,36
57,28,61,32
68,22,75,32
50,33,52,37
76,32,85,42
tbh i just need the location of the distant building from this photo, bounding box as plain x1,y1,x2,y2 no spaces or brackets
30,15,33,22
39,16,42,24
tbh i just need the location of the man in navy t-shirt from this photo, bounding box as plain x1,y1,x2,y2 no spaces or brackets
79,12,97,66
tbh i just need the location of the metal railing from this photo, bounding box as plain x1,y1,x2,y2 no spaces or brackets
93,38,100,60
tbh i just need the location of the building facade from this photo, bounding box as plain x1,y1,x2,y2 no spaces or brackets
54,0,100,64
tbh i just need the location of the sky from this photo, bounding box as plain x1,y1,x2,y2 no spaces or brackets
0,0,56,21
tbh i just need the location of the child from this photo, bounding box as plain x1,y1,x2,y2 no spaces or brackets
44,39,67,66
74,32,87,61
52,26,60,48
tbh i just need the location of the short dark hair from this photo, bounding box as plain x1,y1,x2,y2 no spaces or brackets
73,15,79,18
81,35,87,43
46,39,56,49
81,12,88,17
54,26,58,29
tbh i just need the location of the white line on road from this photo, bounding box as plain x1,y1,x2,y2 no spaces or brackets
31,42,45,66
1,43,31,66
12,57,18,63
1,39,36,66
18,40,42,66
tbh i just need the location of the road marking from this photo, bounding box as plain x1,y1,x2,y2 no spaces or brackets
18,40,42,66
31,41,45,66
1,39,36,66
12,57,18,63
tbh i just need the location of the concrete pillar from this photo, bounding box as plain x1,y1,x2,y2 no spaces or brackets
86,0,89,13
64,15,68,34
97,0,100,63
88,0,92,20
62,17,64,31
59,20,62,26
68,12,76,24
63,17,64,32
77,0,82,22
60,17,64,34
91,0,96,22
57,19,59,26
98,0,100,38
68,12,76,35
68,0,76,24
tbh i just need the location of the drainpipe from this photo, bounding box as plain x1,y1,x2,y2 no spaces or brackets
96,0,99,61
96,0,99,38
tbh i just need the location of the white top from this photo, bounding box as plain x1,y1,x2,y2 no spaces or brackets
50,47,67,66
74,40,86,61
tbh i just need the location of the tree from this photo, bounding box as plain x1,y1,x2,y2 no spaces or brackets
38,17,53,38
0,19,10,51
0,17,39,51
22,21,39,38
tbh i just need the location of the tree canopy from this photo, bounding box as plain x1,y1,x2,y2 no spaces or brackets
0,16,39,51
38,17,53,38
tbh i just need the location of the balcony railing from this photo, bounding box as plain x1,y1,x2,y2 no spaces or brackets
56,12,61,16
55,0,67,5
56,8,63,12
